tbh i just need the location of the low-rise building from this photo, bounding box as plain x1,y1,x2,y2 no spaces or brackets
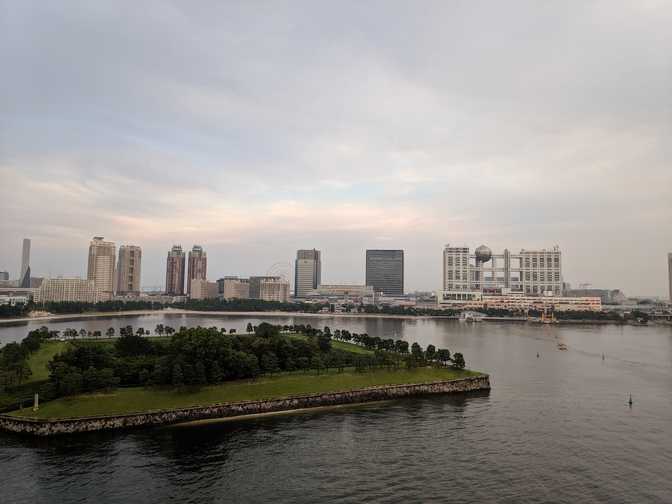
0,295,30,306
190,279,219,300
437,289,602,312
34,278,98,304
217,277,250,300
305,284,375,304
259,278,290,302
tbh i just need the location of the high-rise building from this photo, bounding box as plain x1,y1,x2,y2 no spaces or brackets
165,245,186,295
34,278,98,304
116,245,142,295
20,238,31,288
187,245,207,296
87,237,116,301
365,250,404,296
218,277,250,299
668,253,672,303
294,249,321,298
442,244,563,296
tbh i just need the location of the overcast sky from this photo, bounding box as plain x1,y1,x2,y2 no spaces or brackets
1,1,671,296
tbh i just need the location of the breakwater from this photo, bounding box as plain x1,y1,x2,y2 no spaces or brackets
0,375,490,436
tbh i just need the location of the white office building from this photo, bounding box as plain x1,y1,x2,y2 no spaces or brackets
442,244,563,296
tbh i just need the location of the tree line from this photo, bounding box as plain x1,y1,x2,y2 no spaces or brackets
2,322,466,401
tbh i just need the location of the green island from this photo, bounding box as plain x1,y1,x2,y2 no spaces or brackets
1,323,481,427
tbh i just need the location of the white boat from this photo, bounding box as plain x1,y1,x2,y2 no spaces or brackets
460,311,485,322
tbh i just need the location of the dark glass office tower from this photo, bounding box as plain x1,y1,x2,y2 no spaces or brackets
365,249,404,296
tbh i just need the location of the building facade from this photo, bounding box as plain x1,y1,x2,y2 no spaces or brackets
116,245,142,295
34,278,98,304
294,249,321,298
87,237,116,301
437,290,601,312
20,238,31,288
190,279,219,300
564,288,626,305
217,277,250,300
305,284,375,304
365,250,404,296
249,276,280,299
0,272,8,281
442,244,563,296
187,245,207,296
165,245,186,295
259,278,290,302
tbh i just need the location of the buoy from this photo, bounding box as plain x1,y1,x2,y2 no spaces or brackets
628,394,633,407
536,352,539,358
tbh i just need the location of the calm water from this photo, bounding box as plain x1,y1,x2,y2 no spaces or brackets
1,314,671,503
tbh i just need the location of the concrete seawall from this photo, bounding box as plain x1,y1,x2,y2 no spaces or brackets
0,375,490,436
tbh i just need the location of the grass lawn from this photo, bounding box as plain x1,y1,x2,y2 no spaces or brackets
12,367,481,420
26,341,70,383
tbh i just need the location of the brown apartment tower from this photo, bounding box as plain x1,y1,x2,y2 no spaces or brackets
165,245,186,295
187,245,207,296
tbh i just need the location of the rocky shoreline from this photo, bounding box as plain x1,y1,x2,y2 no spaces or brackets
0,375,490,436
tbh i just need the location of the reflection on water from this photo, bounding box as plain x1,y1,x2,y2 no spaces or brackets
1,315,671,503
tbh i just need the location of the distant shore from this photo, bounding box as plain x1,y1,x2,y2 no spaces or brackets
0,308,455,326
0,308,662,327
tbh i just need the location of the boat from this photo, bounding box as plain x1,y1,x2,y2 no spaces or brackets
460,311,485,322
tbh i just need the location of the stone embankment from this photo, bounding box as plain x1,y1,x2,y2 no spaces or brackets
0,375,490,436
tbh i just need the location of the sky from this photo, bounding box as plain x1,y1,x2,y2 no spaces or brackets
1,1,671,296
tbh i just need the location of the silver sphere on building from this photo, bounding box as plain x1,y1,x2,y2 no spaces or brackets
475,245,492,263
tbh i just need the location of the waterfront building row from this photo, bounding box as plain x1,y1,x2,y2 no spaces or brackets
437,290,602,312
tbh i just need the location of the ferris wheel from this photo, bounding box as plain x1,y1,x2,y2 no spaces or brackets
266,261,292,282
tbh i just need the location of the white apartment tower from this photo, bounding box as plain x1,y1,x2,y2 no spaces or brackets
442,244,563,296
87,237,116,301
116,245,142,295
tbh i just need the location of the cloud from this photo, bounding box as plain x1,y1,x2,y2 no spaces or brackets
1,1,671,295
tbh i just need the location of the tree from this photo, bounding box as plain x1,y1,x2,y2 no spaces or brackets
311,355,324,375
246,323,254,333
261,352,280,374
255,322,279,339
410,342,423,357
171,363,184,386
106,327,115,338
451,353,465,369
209,361,223,383
425,344,436,361
195,361,208,385
317,332,332,352
436,349,451,366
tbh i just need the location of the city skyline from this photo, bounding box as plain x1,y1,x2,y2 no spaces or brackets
1,236,671,299
1,4,671,296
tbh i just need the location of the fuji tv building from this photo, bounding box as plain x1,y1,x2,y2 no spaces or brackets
437,244,600,311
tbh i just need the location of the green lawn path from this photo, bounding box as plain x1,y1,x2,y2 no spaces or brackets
27,341,70,382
